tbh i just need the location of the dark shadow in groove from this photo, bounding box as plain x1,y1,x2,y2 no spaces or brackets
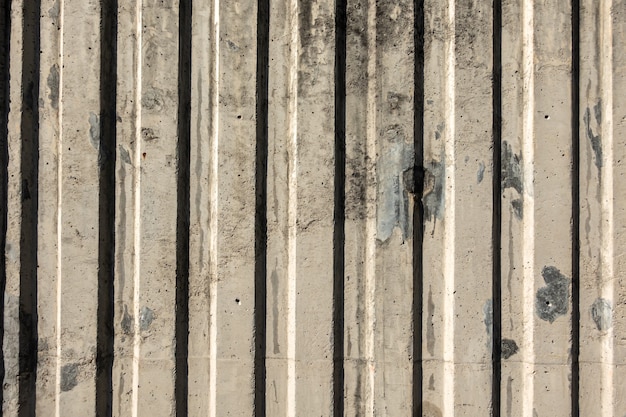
491,0,503,415
18,0,40,416
0,0,12,410
254,0,269,415
333,0,347,415
175,0,192,415
95,0,118,416
570,0,580,415
412,0,425,415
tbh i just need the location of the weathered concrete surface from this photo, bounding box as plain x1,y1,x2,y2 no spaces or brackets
2,0,626,416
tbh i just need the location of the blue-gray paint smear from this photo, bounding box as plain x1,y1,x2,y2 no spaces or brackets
376,125,414,242
423,159,445,224
139,306,154,331
583,101,603,172
536,266,569,323
502,141,523,219
591,298,612,331
89,112,100,151
61,363,79,392
484,299,493,343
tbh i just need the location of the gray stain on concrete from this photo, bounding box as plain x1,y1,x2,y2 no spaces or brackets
428,374,435,391
121,304,133,335
536,266,569,323
376,125,414,242
584,101,603,171
427,286,435,356
477,161,485,183
484,299,493,342
591,298,612,331
89,112,100,150
139,306,154,331
502,141,523,219
119,145,131,165
422,401,443,417
47,65,59,109
423,159,445,224
501,339,519,359
60,363,79,392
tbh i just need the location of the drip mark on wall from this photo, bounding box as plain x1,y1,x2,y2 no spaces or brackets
583,101,603,173
502,141,523,219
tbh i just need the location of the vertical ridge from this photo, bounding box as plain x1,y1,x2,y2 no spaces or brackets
570,0,581,414
412,0,425,414
521,0,535,415
175,0,192,415
96,0,118,415
254,0,269,414
442,0,456,415
333,0,347,414
492,0,503,415
0,0,11,410
17,0,40,414
286,0,299,413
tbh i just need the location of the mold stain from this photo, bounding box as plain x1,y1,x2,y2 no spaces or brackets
60,363,79,392
501,339,519,359
591,297,612,331
502,141,523,219
535,266,569,323
477,161,485,183
422,158,445,229
583,101,603,174
376,125,414,242
47,64,59,109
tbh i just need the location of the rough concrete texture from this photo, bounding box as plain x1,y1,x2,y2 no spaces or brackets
1,0,625,416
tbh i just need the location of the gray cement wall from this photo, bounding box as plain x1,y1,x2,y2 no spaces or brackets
1,0,624,415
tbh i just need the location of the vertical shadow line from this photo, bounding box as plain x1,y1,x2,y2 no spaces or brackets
175,0,192,415
18,0,40,415
254,0,269,415
333,0,346,415
95,0,118,416
412,0,424,415
491,0,503,415
570,0,580,415
0,0,12,411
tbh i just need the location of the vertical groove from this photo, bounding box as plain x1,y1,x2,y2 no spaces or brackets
333,0,346,415
442,0,456,415
208,0,219,413
492,0,502,415
254,0,269,413
131,0,143,413
96,0,118,415
286,0,298,413
521,0,535,415
175,0,192,415
412,0,425,414
0,0,12,410
570,0,580,414
17,0,40,414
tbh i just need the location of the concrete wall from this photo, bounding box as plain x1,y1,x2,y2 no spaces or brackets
1,0,624,415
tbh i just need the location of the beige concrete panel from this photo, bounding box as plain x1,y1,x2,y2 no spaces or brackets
36,0,63,413
208,0,259,414
112,0,141,415
131,1,180,415
343,0,374,414
580,0,626,415
54,0,102,413
421,0,448,414
187,0,213,413
3,1,23,414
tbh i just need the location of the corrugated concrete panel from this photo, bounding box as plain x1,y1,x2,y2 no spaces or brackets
1,0,625,416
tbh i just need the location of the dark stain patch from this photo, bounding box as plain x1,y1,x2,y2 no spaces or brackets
387,91,408,112
536,266,569,323
484,299,493,342
89,112,100,150
502,141,523,218
375,1,412,47
423,159,444,224
118,145,131,165
583,102,603,171
477,161,485,183
428,374,435,391
60,363,79,392
376,125,414,242
501,339,519,359
47,65,59,109
422,401,443,417
139,306,154,331
141,127,158,142
591,298,612,331
121,304,133,335
141,88,165,111
427,286,435,356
